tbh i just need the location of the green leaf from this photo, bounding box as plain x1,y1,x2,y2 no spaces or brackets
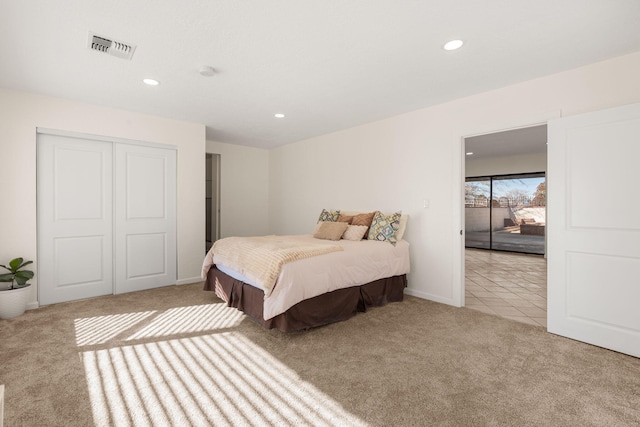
15,276,29,286
9,258,24,271
0,273,13,282
18,260,33,269
15,271,34,280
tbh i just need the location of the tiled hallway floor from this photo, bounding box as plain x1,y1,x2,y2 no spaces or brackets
465,248,547,327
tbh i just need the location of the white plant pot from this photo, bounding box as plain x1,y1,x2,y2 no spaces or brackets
0,285,31,319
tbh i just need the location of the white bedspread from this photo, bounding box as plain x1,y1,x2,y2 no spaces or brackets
202,234,410,320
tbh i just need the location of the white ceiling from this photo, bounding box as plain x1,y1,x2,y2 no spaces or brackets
1,1,639,149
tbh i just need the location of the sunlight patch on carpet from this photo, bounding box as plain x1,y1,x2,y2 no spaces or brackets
126,304,244,340
81,332,368,427
74,311,156,346
74,304,244,347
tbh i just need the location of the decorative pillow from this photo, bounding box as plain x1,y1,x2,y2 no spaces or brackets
313,221,349,241
317,209,340,223
312,222,322,234
341,225,368,241
337,214,354,224
367,211,402,245
395,214,409,241
351,212,376,238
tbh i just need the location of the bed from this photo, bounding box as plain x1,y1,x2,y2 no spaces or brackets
201,210,410,332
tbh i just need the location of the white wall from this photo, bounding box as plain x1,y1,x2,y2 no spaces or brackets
0,88,206,307
466,152,546,177
268,51,640,307
206,140,270,238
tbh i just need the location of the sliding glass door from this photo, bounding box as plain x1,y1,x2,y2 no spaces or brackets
465,173,545,254
465,178,491,249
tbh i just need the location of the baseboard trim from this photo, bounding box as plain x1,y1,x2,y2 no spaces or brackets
0,383,4,427
176,277,202,286
404,288,459,307
24,279,202,309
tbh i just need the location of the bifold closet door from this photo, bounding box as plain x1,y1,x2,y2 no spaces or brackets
38,134,114,305
114,143,176,294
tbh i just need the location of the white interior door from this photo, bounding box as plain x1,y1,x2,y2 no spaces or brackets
547,102,640,357
114,143,177,294
37,134,113,305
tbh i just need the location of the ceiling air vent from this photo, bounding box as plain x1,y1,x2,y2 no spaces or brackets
87,32,136,60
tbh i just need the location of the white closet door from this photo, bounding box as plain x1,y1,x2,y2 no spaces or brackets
37,134,113,305
114,143,177,294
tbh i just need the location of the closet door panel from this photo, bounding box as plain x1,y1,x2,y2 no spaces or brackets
114,143,176,294
37,134,113,305
126,233,166,278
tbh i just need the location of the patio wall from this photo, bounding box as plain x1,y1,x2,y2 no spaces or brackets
465,207,511,232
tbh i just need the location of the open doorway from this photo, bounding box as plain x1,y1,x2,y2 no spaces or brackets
205,153,221,253
463,125,548,327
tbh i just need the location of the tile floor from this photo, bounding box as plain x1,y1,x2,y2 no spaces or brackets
465,248,547,327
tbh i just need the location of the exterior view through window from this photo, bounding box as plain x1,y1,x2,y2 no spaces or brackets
465,172,545,254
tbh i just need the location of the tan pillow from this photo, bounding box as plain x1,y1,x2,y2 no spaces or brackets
352,212,375,226
351,212,375,238
313,221,349,241
337,215,354,224
342,225,368,241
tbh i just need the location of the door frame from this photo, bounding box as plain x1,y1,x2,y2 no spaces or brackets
37,128,177,151
205,152,221,251
453,112,560,309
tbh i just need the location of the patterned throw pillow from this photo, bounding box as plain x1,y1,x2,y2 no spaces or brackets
317,209,340,223
367,211,402,245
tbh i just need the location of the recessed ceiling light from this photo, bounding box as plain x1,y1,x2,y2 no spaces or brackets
443,39,464,51
274,113,285,118
466,152,474,156
143,78,159,86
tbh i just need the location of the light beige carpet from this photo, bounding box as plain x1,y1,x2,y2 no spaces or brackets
1,283,639,426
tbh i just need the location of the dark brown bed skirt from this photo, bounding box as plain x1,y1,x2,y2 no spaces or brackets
204,266,407,332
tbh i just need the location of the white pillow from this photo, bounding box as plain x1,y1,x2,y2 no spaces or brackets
396,213,409,240
341,225,368,241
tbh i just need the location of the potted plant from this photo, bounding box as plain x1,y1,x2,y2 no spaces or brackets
0,257,34,319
